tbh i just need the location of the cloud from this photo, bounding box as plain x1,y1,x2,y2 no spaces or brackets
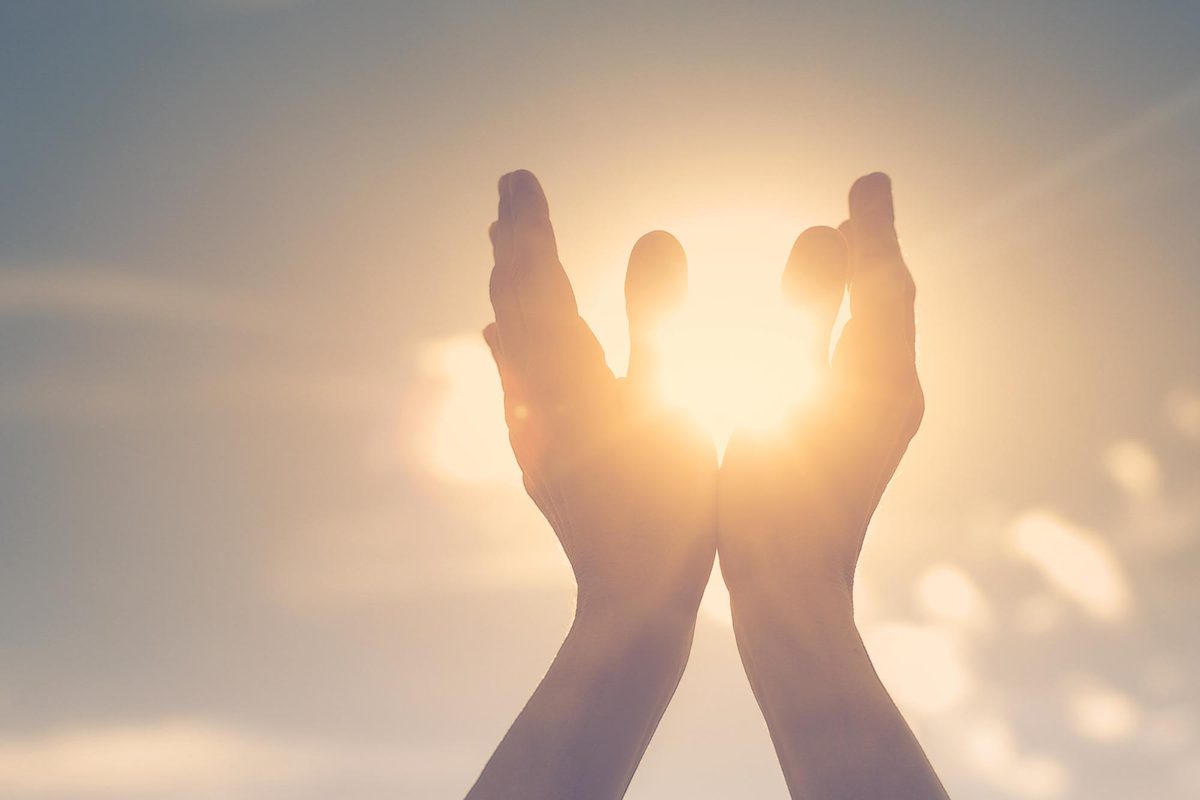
915,563,992,632
961,713,1070,799
0,368,394,423
419,335,519,487
0,270,264,330
0,719,320,798
1063,673,1141,742
1009,510,1132,622
1166,387,1200,441
0,719,474,798
1103,439,1162,500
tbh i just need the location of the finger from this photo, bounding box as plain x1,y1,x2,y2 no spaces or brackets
782,225,847,369
486,171,612,411
843,172,915,355
488,169,579,363
625,230,687,395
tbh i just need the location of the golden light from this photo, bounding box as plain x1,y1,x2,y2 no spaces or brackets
422,336,519,486
648,207,839,448
425,206,840,482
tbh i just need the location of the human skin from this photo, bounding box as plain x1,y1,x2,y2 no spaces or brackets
719,173,948,799
466,170,947,799
466,170,718,800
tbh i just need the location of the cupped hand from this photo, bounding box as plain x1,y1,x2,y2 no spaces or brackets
484,170,717,621
718,173,924,615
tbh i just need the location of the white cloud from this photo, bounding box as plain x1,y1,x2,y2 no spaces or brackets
1165,387,1200,441
419,335,520,487
1006,754,1071,800
0,720,320,797
962,714,1071,799
1103,439,1162,500
1063,674,1141,742
0,719,473,798
1010,510,1132,621
915,563,992,632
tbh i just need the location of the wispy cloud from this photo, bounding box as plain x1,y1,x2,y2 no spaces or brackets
0,719,319,798
1166,387,1200,442
0,718,473,798
0,368,392,422
1103,438,1163,500
1010,509,1133,622
0,269,265,330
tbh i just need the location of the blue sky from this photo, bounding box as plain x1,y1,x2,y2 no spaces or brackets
1,2,1199,798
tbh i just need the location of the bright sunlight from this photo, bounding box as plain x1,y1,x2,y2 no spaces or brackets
647,207,839,446
428,207,841,482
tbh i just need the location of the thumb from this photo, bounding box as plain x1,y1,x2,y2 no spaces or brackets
624,230,687,398
782,225,848,371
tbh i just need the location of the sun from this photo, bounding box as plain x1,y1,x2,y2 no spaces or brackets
424,207,840,484
648,207,840,448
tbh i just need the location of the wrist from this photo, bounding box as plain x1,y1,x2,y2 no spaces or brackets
574,554,713,636
728,574,857,643
573,590,700,645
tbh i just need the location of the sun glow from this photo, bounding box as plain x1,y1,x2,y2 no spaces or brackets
649,208,838,448
426,207,838,482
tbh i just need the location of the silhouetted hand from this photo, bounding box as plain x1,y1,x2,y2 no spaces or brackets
718,174,945,800
483,170,716,620
720,172,923,617
469,170,716,800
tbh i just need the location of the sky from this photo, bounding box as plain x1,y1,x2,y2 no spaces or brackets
1,1,1199,798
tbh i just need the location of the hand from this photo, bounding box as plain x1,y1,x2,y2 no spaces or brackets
468,170,717,800
719,172,923,616
484,169,717,623
715,174,944,800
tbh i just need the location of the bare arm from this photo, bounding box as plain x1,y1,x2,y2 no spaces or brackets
719,173,949,799
467,171,716,800
467,604,697,800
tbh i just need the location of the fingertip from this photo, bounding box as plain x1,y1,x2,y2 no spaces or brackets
499,169,549,220
782,225,848,307
631,230,686,265
850,171,891,199
626,229,688,321
849,172,894,221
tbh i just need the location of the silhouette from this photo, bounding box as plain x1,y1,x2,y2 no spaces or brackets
467,170,948,800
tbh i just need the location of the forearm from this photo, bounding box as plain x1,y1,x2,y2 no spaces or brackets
731,587,949,800
466,602,698,800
